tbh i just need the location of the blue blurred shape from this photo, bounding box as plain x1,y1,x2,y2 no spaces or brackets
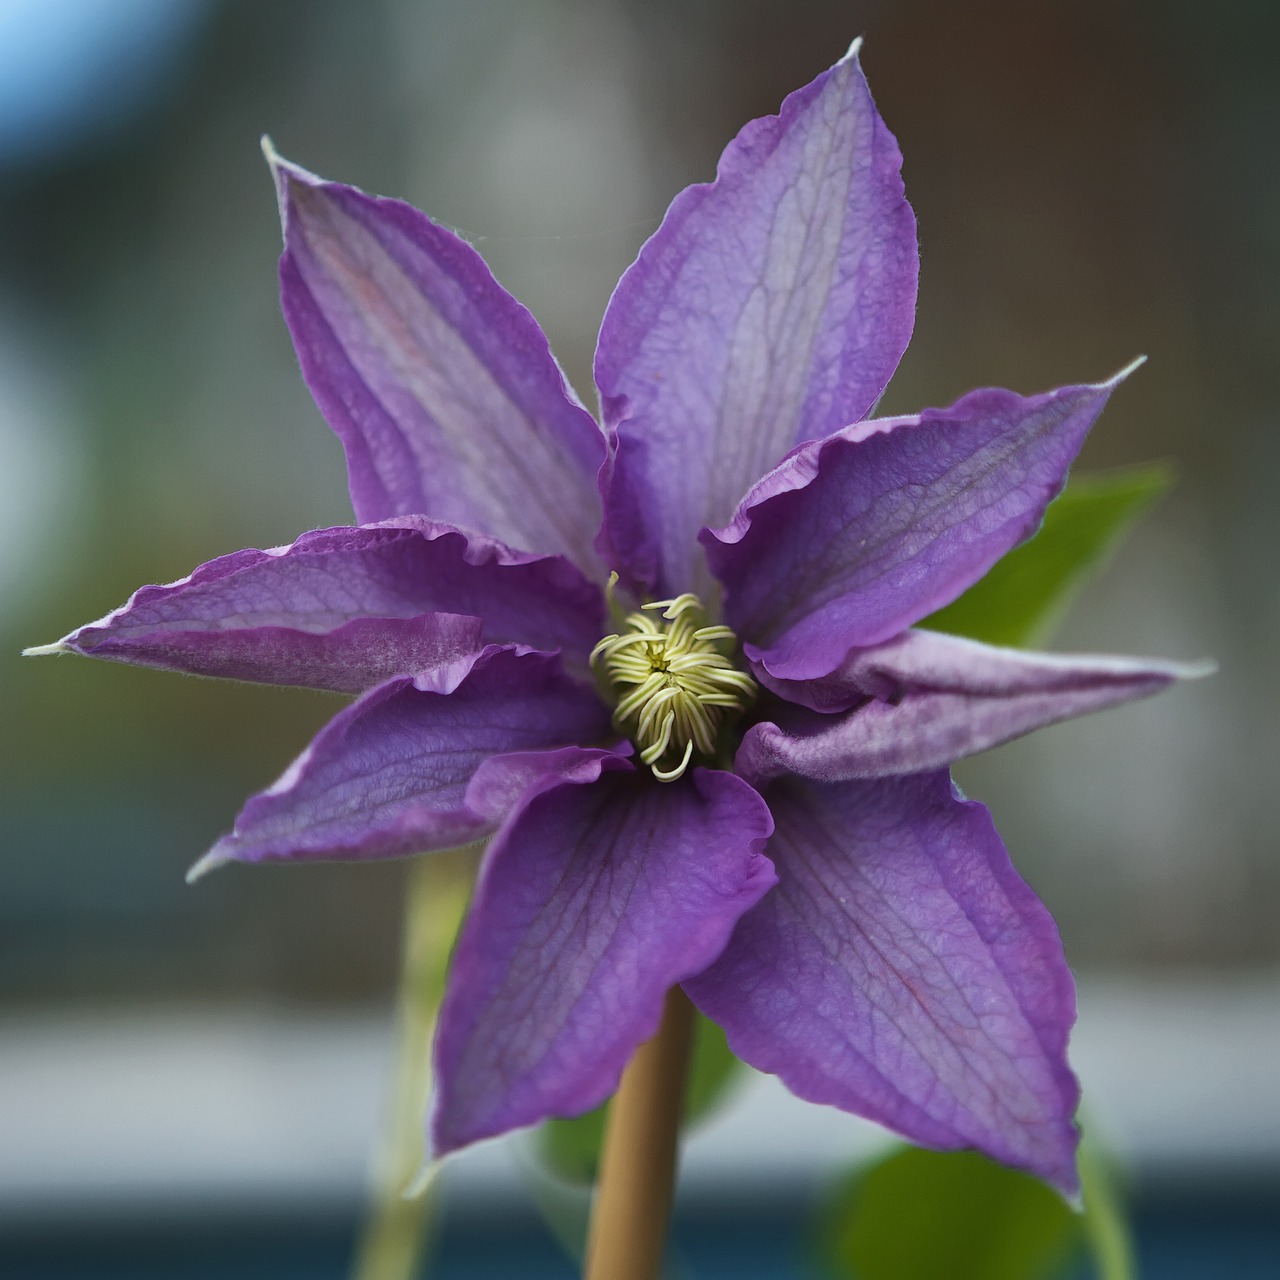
0,0,210,166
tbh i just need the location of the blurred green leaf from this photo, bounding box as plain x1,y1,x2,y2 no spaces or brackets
817,1147,1081,1280
536,1099,607,1187
923,464,1172,648
535,1011,743,1184
682,1007,741,1121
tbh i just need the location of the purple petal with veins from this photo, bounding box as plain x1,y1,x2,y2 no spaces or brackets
430,761,775,1154
738,628,1211,784
48,518,604,688
706,368,1139,681
596,41,917,597
685,770,1081,1193
192,647,612,875
270,148,607,575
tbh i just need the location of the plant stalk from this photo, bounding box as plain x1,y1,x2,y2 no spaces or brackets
351,848,474,1280
583,986,695,1280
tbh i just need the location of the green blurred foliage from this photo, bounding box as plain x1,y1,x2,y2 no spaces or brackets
535,1010,741,1184
924,465,1172,648
816,1136,1136,1280
815,1147,1081,1280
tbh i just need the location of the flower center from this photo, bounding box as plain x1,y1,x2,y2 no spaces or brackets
590,592,757,783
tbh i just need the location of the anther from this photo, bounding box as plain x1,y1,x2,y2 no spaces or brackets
590,592,756,782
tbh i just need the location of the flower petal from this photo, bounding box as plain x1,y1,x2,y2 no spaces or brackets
738,629,1209,784
430,762,776,1155
706,368,1139,681
683,771,1081,1193
269,147,606,573
191,647,611,876
596,41,917,597
50,519,604,688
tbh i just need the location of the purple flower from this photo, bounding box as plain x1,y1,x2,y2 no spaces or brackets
32,43,1201,1193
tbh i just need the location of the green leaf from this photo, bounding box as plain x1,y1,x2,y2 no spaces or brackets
923,464,1172,648
682,1008,741,1122
536,1100,607,1187
534,1010,744,1184
816,1146,1081,1280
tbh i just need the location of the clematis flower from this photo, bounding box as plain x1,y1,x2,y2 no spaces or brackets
30,42,1202,1194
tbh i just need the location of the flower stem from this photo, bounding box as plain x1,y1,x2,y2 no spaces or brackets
584,986,695,1280
1079,1133,1137,1280
350,848,474,1280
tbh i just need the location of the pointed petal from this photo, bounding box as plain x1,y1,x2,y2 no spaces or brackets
62,609,482,695
430,763,775,1155
739,629,1210,784
596,42,917,597
193,648,612,875
268,148,606,573
706,369,1138,681
683,772,1081,1193
55,519,604,689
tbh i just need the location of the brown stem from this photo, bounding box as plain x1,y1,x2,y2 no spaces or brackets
583,986,696,1280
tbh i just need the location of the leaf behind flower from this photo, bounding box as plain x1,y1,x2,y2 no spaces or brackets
924,464,1172,648
815,1146,1080,1280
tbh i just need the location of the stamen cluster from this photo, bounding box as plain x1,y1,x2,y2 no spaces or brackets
590,593,757,782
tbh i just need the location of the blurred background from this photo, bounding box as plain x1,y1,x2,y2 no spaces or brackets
0,0,1275,1276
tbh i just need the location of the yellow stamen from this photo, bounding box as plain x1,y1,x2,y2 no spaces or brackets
590,592,756,782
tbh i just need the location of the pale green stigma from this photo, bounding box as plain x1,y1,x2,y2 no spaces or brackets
590,592,756,783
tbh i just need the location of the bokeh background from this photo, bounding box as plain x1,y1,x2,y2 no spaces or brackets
1,1,1276,1276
